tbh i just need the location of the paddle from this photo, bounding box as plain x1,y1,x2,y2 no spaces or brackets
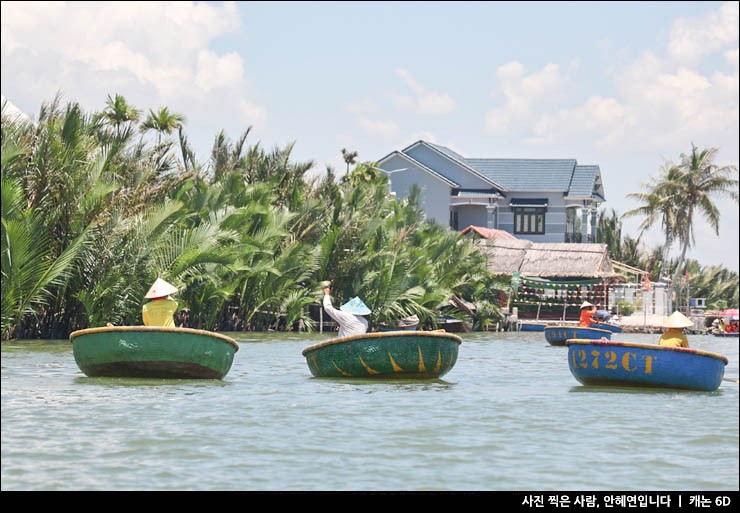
723,377,739,384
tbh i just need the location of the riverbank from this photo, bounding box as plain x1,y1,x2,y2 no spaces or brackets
510,314,709,335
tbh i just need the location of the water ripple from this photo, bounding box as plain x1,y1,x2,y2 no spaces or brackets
2,333,738,491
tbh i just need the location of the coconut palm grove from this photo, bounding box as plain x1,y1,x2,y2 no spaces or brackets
1,94,738,340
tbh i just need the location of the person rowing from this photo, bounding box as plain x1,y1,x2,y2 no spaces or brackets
322,287,370,338
142,277,178,328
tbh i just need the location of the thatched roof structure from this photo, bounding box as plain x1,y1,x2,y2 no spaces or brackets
479,239,618,279
460,225,517,241
479,238,532,275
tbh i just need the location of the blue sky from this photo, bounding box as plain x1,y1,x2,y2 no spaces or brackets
2,1,738,272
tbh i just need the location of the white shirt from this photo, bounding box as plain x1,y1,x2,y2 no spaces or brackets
323,295,369,338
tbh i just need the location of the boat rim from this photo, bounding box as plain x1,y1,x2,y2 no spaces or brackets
69,325,239,351
302,330,462,356
545,325,614,335
565,338,728,364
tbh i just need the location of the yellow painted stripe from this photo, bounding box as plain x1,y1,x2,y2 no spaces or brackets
331,361,352,377
418,346,426,373
434,350,442,373
389,352,405,372
358,356,380,374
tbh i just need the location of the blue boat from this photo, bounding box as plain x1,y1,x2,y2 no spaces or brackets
590,322,623,333
519,321,547,332
566,339,728,391
544,325,612,346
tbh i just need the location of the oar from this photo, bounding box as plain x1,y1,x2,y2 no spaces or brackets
723,377,739,384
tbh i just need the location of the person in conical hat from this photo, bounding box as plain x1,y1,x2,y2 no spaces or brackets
658,311,693,348
322,286,370,338
142,278,179,328
578,301,597,327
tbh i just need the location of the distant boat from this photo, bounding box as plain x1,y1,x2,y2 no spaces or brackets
378,324,417,332
519,321,547,332
712,332,739,338
590,322,623,333
378,315,419,332
566,339,728,391
544,325,612,346
70,326,239,379
302,331,462,379
437,314,468,333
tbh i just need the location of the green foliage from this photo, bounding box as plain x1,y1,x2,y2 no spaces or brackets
1,93,501,338
623,144,738,286
616,301,635,316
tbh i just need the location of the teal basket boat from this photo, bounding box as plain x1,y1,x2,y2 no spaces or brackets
302,330,462,379
70,326,239,379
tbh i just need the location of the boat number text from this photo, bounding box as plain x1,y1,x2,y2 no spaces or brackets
571,349,653,374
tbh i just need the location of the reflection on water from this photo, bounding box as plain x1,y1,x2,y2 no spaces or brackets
567,385,726,396
73,376,231,388
1,332,738,491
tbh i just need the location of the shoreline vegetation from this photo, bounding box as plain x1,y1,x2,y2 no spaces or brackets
2,93,738,341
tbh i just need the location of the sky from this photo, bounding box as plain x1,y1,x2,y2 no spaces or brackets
2,1,738,273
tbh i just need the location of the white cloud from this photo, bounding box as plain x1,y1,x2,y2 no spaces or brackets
195,51,246,92
488,3,739,155
417,92,456,116
667,1,739,62
485,61,566,134
528,96,630,148
0,1,265,149
359,118,401,139
393,68,456,115
343,98,378,114
725,48,740,69
398,68,425,95
239,100,267,126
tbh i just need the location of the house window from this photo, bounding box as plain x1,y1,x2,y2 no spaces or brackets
450,210,459,230
514,207,545,234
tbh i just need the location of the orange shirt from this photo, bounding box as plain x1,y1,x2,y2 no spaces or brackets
579,309,595,327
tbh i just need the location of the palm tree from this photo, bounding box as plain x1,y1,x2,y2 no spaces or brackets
1,172,88,339
102,93,141,140
597,208,622,260
341,148,358,174
140,106,186,144
624,144,738,305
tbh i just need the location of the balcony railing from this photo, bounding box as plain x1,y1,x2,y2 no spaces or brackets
564,233,594,243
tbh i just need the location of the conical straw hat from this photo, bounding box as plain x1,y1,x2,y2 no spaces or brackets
340,297,371,315
580,301,594,309
144,278,178,299
663,311,693,329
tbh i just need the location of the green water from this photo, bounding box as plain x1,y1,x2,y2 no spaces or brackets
1,332,738,491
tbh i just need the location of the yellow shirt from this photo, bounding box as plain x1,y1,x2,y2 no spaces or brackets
658,329,689,348
142,297,178,327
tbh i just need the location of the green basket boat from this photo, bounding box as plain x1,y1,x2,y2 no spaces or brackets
302,330,462,379
70,326,239,379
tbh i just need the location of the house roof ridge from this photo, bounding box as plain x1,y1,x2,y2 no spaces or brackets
466,157,577,162
405,140,509,192
379,150,460,188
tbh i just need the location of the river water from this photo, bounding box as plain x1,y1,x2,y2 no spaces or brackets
1,331,738,491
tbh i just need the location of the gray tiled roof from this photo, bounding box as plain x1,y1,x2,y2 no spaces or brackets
567,165,605,200
380,150,460,188
428,143,468,164
418,142,507,190
464,158,577,191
